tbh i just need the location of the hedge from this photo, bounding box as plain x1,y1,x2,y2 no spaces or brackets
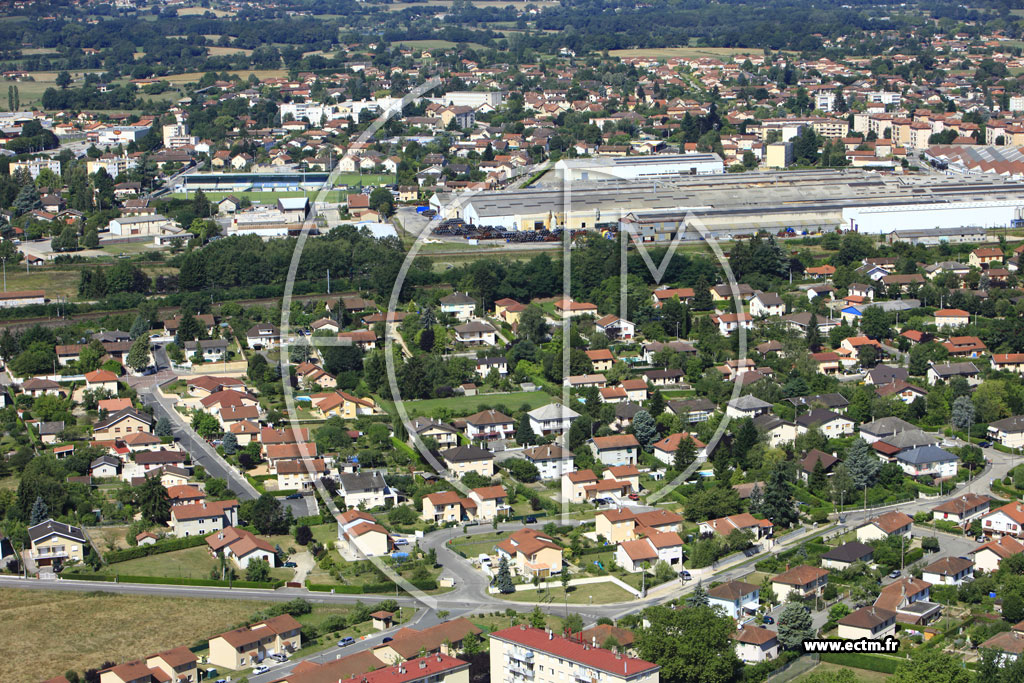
104,535,208,564
307,579,438,593
61,571,284,589
819,652,902,674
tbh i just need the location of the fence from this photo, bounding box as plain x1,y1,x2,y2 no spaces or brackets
766,654,819,683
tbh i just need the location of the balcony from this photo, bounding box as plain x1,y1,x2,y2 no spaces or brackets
507,649,534,662
506,661,535,678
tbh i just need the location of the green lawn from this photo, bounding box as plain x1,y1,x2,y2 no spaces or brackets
497,582,636,605
449,534,503,558
100,545,292,581
382,391,554,417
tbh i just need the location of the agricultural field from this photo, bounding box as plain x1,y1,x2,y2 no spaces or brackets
379,390,553,417
609,46,764,60
1,589,266,681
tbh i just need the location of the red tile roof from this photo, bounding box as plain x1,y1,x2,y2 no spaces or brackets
490,626,658,676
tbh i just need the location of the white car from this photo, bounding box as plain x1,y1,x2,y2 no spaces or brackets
253,665,270,674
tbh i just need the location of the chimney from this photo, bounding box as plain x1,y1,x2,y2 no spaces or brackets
419,660,427,669
592,636,597,648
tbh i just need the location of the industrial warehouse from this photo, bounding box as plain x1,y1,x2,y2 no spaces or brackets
429,168,1024,240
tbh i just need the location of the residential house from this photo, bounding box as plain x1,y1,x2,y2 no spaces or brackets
989,415,1024,449
668,398,716,423
969,247,1004,268
409,417,459,449
422,491,471,524
874,577,940,624
934,308,969,329
589,434,640,466
983,501,1024,538
440,445,495,478
891,445,958,479
971,535,1024,573
206,527,276,570
495,528,563,577
932,493,991,525
725,395,773,419
710,312,754,335
93,408,153,439
337,509,393,558
708,580,760,620
799,450,837,483
837,607,897,641
527,403,580,436
771,565,829,603
487,626,659,683
468,485,509,521
586,349,615,372
652,432,705,466
245,323,280,349
820,541,874,570
28,519,87,568
992,354,1024,375
439,292,476,321
594,315,635,341
337,471,398,509
732,626,780,664
856,511,913,542
169,499,239,538
207,615,302,670
699,513,774,541
795,409,854,438
522,444,574,481
562,469,598,504
922,556,974,586
145,647,199,683
749,291,786,317
463,410,514,441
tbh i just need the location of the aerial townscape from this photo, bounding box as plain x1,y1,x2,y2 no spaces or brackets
10,1,1024,683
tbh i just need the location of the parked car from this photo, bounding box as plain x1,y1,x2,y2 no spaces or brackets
286,493,303,499
976,536,986,543
382,636,393,643
283,561,297,568
253,665,270,674
525,515,538,524
338,637,355,647
270,654,287,662
889,570,901,578
394,538,409,546
628,493,640,501
679,570,692,581
762,615,775,625
478,554,492,567
979,441,992,448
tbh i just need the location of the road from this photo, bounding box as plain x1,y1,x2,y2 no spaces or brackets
6,444,1015,677
138,385,260,502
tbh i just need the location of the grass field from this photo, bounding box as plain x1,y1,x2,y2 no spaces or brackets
497,582,636,604
395,39,488,50
98,545,292,582
1,589,269,681
382,391,553,417
207,45,254,56
796,662,890,682
1,266,82,300
160,69,288,85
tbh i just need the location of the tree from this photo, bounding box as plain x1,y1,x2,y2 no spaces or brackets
129,314,150,340
951,395,975,433
761,463,798,528
808,459,828,494
891,649,972,683
155,417,173,437
845,438,880,490
136,476,170,524
686,582,709,606
860,307,890,339
368,187,395,217
563,612,583,634
691,276,713,311
806,314,822,352
635,604,741,683
222,432,238,455
518,304,548,343
514,416,536,447
126,336,150,373
246,557,272,582
528,605,546,628
648,389,665,417
632,410,657,450
191,411,221,439
245,494,291,535
295,524,313,545
56,71,72,89
504,457,540,483
418,327,434,353
495,556,514,593
674,435,697,471
777,602,814,650
29,495,49,525
12,181,41,216
857,344,879,369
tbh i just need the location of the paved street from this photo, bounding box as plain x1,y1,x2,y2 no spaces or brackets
137,386,260,501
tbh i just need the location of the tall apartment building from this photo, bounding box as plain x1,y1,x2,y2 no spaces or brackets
489,626,659,683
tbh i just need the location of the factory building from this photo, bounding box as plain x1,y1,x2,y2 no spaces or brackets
430,169,1024,239
552,154,724,182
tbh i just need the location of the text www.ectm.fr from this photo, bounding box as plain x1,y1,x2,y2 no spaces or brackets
802,637,900,654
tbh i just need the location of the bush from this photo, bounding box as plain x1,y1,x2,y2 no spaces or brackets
921,537,940,552
104,535,207,563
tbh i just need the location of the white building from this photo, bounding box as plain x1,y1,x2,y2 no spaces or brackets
527,403,580,436
9,158,61,180
522,444,575,481
708,580,760,620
